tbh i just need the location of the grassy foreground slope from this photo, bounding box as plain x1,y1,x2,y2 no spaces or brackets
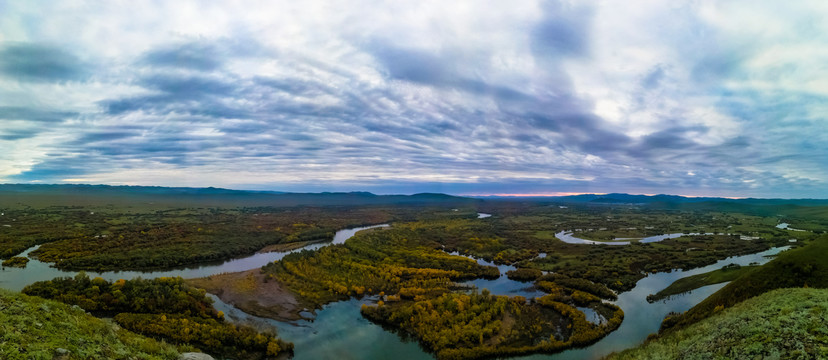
0,288,183,360
607,288,828,359
661,235,828,331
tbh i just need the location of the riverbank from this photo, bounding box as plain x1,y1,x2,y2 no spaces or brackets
646,264,758,303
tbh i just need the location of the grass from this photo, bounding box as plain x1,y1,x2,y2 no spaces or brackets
606,288,828,359
0,288,187,360
646,264,758,302
660,234,828,331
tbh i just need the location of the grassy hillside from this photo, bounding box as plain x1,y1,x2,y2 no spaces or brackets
0,288,185,359
607,288,828,359
660,235,828,331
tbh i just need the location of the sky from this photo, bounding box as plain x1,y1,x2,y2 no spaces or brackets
1,1,827,198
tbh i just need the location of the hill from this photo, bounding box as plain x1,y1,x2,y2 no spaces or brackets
606,288,828,359
0,288,184,359
659,235,828,331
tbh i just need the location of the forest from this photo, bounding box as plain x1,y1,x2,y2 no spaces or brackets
22,274,291,359
0,204,436,270
361,287,623,359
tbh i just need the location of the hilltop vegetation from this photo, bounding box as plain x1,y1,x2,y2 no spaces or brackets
0,288,184,360
607,288,828,359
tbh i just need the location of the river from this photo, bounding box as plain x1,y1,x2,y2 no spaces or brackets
776,222,807,232
0,224,389,292
0,216,790,359
555,231,732,245
207,245,787,360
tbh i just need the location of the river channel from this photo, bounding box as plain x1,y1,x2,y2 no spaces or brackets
0,215,790,359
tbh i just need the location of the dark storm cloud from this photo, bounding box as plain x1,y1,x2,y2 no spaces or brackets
0,43,89,82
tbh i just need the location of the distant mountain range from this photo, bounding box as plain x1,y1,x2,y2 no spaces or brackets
2,184,827,208
0,184,477,208
480,192,828,206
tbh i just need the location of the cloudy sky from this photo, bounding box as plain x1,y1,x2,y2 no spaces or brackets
1,1,826,197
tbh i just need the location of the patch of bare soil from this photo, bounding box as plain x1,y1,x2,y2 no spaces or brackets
187,269,307,321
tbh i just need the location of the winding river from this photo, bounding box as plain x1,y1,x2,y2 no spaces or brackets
555,231,733,245
0,224,389,292
0,215,790,359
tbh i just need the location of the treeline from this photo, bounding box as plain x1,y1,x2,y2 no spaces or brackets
23,274,218,317
1,256,29,268
22,274,291,359
2,205,410,270
523,234,786,291
535,273,617,300
361,289,624,360
262,226,499,308
0,209,79,259
505,268,542,282
114,313,284,358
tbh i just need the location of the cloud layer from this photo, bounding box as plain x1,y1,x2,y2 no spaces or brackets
1,1,826,197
